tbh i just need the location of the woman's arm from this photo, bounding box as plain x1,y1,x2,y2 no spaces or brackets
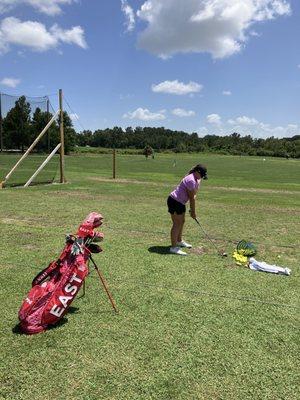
187,189,197,219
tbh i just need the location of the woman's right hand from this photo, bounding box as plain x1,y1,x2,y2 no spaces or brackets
189,209,197,219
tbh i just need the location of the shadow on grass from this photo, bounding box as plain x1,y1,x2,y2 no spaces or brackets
12,317,69,335
67,306,80,314
12,308,81,335
148,245,171,255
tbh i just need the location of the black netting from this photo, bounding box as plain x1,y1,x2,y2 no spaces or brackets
0,93,59,187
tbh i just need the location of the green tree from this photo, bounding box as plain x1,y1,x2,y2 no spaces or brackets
143,145,153,158
31,107,56,152
2,96,31,151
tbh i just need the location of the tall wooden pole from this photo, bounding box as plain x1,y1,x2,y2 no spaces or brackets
59,89,65,183
0,92,3,152
113,148,116,179
46,98,50,153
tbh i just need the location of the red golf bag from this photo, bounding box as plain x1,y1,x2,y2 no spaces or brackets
18,212,105,334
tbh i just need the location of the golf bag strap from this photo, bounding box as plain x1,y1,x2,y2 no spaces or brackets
32,260,60,287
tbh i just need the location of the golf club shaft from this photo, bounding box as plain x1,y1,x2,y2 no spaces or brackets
194,218,223,256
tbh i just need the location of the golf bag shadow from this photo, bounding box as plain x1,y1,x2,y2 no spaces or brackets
18,212,105,334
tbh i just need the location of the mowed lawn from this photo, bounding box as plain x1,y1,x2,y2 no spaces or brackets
0,153,299,400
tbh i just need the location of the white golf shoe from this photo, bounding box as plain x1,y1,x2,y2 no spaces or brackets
170,246,187,256
177,240,192,248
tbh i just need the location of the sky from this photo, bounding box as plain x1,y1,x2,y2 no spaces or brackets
0,0,299,138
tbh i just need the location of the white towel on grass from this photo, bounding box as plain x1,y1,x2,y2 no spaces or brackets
249,258,291,276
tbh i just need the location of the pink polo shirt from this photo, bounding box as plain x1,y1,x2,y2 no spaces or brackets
170,173,201,205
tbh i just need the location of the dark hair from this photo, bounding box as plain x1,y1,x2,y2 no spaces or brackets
189,163,208,179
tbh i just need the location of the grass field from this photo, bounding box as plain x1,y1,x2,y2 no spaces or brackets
0,152,299,400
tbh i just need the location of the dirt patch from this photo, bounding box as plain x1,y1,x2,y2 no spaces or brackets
88,177,167,186
207,186,300,195
48,190,95,200
1,217,42,226
189,246,207,255
20,244,38,250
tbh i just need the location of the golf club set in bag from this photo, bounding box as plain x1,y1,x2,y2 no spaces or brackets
18,212,117,335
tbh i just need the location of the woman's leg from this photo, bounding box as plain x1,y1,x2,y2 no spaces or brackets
170,213,185,247
177,213,185,243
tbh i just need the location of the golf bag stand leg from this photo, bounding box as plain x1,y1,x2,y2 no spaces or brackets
89,255,118,313
82,280,86,298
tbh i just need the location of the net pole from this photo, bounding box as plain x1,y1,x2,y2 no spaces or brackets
24,143,61,187
59,89,65,183
0,92,3,152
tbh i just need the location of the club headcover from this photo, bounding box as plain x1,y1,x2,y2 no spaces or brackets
77,212,104,238
86,243,103,253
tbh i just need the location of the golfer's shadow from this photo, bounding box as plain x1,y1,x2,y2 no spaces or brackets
148,246,171,255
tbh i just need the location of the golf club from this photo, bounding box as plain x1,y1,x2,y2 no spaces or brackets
193,217,227,257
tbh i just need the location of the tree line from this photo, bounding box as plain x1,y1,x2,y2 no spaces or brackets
77,127,300,158
1,97,299,158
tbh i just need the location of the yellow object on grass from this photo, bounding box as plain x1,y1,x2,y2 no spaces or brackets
232,251,249,266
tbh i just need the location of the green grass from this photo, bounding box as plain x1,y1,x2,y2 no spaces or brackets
0,153,299,400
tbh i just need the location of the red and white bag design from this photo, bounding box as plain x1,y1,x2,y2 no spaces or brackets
18,212,103,334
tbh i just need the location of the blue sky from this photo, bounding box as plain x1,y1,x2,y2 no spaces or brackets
0,0,299,138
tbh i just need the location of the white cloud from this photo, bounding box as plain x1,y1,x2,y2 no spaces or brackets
119,93,134,100
152,80,203,95
0,77,21,87
121,0,135,32
172,108,195,117
50,24,87,49
249,30,261,37
0,0,18,14
203,114,299,138
123,107,166,121
198,126,208,136
257,122,299,137
137,0,291,59
222,90,232,96
0,0,74,16
207,113,221,125
0,17,87,54
228,116,258,125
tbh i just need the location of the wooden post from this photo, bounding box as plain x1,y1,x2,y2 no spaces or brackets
59,89,65,183
113,148,116,179
0,92,3,152
46,98,50,153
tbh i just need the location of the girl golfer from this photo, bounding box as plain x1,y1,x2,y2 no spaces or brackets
167,164,207,255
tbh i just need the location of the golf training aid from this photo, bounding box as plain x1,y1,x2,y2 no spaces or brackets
18,212,117,335
194,218,227,257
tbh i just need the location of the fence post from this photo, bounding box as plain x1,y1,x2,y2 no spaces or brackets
113,148,116,179
59,89,65,183
0,92,3,152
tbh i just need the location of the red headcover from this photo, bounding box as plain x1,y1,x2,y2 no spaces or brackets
77,212,103,239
